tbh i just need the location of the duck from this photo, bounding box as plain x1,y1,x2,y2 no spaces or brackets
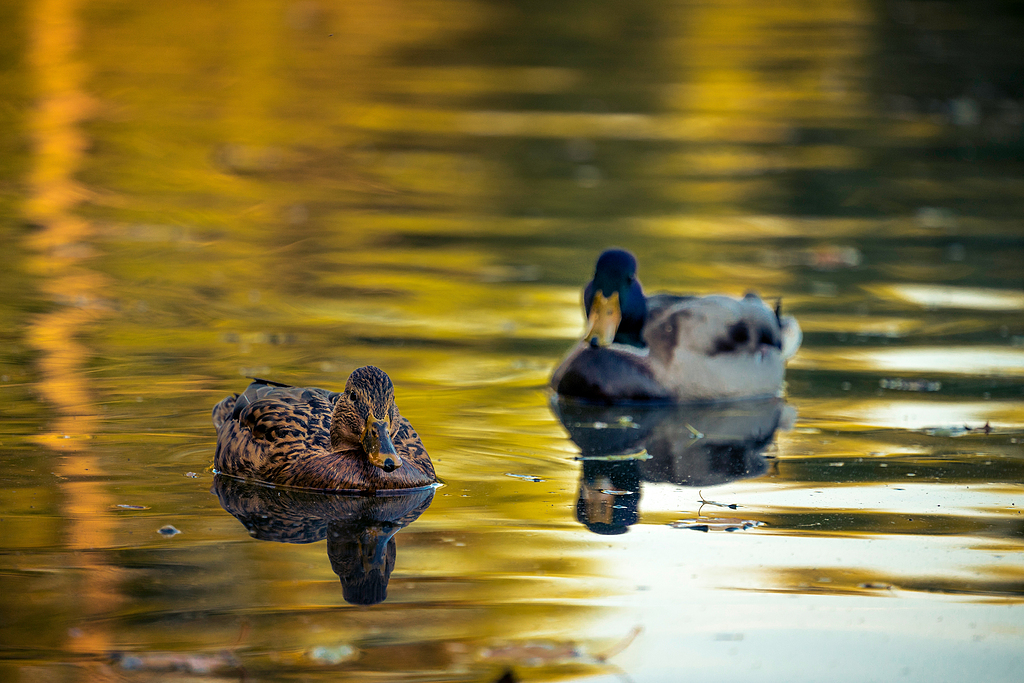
551,248,801,403
212,366,435,492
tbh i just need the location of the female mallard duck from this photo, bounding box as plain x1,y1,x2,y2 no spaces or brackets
551,249,801,403
212,366,435,492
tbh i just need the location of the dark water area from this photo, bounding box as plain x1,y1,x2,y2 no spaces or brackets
1,1,1023,681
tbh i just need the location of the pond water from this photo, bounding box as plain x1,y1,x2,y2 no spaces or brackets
2,1,1024,682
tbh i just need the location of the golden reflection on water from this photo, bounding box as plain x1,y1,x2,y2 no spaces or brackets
24,0,103,434
796,346,1024,377
22,0,119,668
867,283,1024,311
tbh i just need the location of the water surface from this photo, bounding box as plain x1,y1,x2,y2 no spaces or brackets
2,1,1024,682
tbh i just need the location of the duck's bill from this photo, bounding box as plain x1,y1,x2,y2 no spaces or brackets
363,415,402,472
585,290,621,347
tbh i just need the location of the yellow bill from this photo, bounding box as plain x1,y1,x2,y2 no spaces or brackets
585,290,621,347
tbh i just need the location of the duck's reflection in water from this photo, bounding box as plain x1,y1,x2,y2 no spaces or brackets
213,476,434,605
553,399,793,535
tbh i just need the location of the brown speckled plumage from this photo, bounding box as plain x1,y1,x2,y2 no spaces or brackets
212,366,435,492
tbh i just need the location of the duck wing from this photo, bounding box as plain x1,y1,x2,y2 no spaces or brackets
230,381,339,451
391,415,436,483
645,294,783,359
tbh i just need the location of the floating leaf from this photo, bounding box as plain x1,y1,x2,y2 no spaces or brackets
670,518,764,532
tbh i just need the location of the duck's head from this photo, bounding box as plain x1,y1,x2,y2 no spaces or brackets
584,248,647,348
330,366,402,473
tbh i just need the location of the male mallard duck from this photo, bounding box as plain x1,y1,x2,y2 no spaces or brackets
212,366,435,492
551,249,801,403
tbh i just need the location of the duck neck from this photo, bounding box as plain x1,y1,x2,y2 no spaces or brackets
329,407,356,453
614,292,647,348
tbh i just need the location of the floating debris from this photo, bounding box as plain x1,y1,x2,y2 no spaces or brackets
184,472,198,479
698,490,738,510
573,419,640,430
504,473,544,483
111,504,150,511
157,525,180,537
858,582,893,591
685,423,704,439
923,422,992,437
670,518,764,532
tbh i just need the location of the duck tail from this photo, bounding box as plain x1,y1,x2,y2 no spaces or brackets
772,298,801,359
779,315,802,359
